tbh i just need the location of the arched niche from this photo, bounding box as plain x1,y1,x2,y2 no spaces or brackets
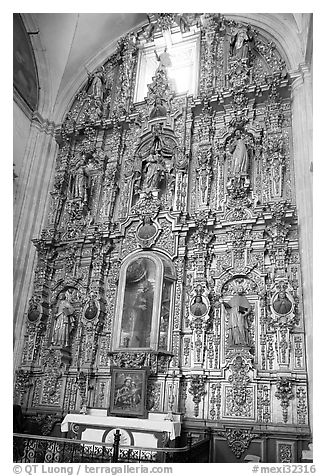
112,251,176,352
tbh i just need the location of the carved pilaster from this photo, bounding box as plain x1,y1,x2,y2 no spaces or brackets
257,384,271,423
199,15,218,97
104,259,120,340
209,382,221,420
14,370,33,406
296,386,308,425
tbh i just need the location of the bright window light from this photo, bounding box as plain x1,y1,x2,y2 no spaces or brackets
135,37,199,103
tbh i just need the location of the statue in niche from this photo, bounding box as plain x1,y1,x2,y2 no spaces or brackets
132,154,143,195
122,279,154,348
196,147,212,205
230,26,253,60
229,130,249,177
151,124,164,151
190,295,208,317
143,152,166,192
87,67,105,102
120,258,155,348
222,287,252,347
52,291,75,348
69,154,90,202
141,126,167,192
272,291,292,315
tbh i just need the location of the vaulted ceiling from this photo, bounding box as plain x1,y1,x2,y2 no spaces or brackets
18,13,312,123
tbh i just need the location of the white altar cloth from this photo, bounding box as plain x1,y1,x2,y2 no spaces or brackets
61,413,181,441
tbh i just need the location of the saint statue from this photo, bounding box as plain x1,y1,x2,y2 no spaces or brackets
229,130,249,177
70,155,89,202
154,47,172,70
143,153,166,192
52,292,75,348
230,27,253,60
223,287,251,347
120,258,155,349
88,68,104,101
127,279,154,347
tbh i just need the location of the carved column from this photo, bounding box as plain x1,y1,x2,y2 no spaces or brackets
290,65,312,430
14,115,58,372
101,124,122,222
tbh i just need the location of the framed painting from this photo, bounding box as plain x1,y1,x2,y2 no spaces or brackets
83,297,100,321
108,367,148,418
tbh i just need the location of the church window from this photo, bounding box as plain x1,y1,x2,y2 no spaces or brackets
134,33,199,102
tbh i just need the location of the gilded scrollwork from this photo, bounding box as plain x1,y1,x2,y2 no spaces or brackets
224,354,254,418
277,442,294,463
16,14,308,443
275,377,294,423
189,375,206,418
218,428,258,459
147,380,162,412
296,387,308,426
14,369,33,406
209,382,221,420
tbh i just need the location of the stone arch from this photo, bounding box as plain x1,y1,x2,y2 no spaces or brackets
53,15,308,126
20,14,53,118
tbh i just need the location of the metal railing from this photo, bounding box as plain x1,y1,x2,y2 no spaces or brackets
13,430,211,463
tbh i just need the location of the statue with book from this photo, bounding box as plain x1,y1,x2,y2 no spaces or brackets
222,287,252,347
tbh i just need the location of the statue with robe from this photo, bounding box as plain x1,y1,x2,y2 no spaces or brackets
223,287,251,346
229,130,249,177
52,292,75,348
230,26,253,60
143,153,166,192
88,68,104,102
69,154,89,202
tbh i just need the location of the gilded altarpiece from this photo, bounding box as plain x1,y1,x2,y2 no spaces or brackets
15,14,310,461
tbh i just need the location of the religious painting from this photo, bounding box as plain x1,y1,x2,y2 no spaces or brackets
108,368,148,418
83,298,100,321
271,291,293,315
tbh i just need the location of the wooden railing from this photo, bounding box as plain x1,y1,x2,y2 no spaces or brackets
13,430,211,463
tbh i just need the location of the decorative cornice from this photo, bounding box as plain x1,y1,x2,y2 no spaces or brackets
30,112,58,136
14,88,59,137
288,63,312,90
